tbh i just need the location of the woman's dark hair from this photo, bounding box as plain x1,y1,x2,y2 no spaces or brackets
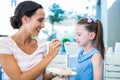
77,18,105,59
10,1,43,29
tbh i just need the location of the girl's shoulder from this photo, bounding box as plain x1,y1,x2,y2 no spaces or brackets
91,48,102,61
91,52,102,64
92,48,100,54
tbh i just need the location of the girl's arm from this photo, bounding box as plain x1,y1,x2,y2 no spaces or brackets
91,53,103,80
0,39,61,80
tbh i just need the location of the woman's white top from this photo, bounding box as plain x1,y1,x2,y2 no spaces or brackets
0,37,48,80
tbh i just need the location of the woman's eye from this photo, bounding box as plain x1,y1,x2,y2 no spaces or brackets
38,19,43,22
38,18,44,22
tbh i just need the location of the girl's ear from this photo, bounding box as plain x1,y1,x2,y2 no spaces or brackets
89,32,96,40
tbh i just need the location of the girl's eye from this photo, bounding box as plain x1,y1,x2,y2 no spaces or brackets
75,34,81,37
77,34,81,36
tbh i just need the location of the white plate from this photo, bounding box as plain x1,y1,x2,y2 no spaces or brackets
46,67,77,75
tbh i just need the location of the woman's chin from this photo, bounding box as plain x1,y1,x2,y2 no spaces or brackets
34,32,39,36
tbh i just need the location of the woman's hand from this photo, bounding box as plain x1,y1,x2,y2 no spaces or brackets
48,38,61,57
43,72,71,80
52,72,71,79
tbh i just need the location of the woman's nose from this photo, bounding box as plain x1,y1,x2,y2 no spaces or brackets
41,22,45,28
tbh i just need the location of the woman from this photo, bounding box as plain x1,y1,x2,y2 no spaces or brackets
0,1,61,80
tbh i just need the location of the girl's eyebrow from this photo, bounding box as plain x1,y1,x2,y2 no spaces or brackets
76,31,81,33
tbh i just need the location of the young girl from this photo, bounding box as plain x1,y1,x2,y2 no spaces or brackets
74,18,105,80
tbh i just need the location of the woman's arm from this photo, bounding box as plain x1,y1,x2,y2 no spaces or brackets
91,53,103,80
0,39,61,80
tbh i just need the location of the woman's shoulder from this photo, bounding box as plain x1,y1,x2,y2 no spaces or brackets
0,36,14,49
0,37,13,54
0,37,11,44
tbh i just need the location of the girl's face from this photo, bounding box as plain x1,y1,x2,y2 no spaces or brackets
24,8,45,36
75,24,91,47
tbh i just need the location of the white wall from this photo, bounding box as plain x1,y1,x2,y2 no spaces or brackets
0,0,14,35
101,0,108,48
108,0,120,48
101,0,120,49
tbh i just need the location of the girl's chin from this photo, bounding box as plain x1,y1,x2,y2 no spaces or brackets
78,43,82,47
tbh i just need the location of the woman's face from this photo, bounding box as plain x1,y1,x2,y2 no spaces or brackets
75,24,91,47
25,8,45,36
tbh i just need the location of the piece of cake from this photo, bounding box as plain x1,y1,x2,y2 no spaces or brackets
55,67,72,75
64,41,71,45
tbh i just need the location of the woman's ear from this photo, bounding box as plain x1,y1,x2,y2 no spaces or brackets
21,15,29,23
89,32,96,40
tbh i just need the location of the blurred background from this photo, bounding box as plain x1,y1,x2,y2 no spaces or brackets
0,0,120,53
0,0,120,80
